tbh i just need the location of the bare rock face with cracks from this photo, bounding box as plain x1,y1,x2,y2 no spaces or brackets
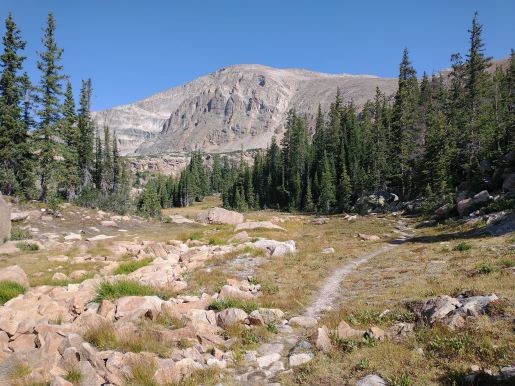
93,64,397,155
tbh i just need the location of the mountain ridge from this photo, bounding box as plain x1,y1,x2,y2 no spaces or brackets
92,64,398,156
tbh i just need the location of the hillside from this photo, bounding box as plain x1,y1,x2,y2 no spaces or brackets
93,65,398,155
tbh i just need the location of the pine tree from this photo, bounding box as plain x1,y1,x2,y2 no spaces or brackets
102,125,113,193
391,47,419,198
93,136,103,189
0,13,33,196
318,152,336,213
36,13,66,201
61,80,80,199
112,132,121,192
78,79,94,187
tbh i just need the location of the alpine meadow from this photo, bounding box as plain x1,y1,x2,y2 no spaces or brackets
0,3,513,386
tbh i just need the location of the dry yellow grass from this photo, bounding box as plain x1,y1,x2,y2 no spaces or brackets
281,219,515,385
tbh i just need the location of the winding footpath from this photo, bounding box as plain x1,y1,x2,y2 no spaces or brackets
235,224,414,385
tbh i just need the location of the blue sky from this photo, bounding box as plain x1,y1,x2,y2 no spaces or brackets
0,1,513,111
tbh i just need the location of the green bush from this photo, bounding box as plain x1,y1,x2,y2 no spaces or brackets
114,258,153,275
10,227,32,241
75,186,132,215
208,298,259,313
16,241,39,251
453,241,472,251
96,279,160,301
0,280,26,304
475,261,500,275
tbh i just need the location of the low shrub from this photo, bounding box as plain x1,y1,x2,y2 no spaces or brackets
9,227,32,241
15,241,39,251
474,261,500,275
453,241,472,251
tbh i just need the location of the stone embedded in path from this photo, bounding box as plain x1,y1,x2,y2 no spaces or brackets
289,353,313,367
0,265,29,287
196,207,244,225
322,247,335,254
234,221,285,232
289,316,317,328
256,352,281,368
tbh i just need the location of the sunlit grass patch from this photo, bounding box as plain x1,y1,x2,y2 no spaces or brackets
0,280,26,304
96,279,163,301
209,298,259,313
114,258,153,275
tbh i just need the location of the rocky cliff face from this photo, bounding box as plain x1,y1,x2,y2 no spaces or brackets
93,64,398,155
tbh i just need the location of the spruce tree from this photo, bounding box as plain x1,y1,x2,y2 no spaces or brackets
36,13,66,201
61,80,79,199
78,79,94,187
0,13,32,196
93,136,103,189
391,47,419,198
102,125,113,193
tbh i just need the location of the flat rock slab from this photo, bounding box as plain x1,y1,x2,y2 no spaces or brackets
86,235,115,241
289,316,317,328
234,221,285,232
256,352,281,368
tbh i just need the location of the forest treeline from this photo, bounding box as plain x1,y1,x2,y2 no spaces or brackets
140,14,513,216
0,13,131,212
1,13,513,218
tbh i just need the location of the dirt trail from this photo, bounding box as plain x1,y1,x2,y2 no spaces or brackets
304,234,411,318
236,226,413,385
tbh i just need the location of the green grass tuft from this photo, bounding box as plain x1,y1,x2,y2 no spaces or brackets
15,241,39,251
0,280,26,305
65,367,82,384
208,298,259,313
10,227,32,241
114,258,153,275
96,279,160,301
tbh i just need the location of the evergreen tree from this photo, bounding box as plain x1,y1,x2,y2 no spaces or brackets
0,13,33,196
391,48,419,198
77,79,94,187
61,80,79,198
35,13,66,201
93,136,102,189
102,125,113,193
112,132,121,192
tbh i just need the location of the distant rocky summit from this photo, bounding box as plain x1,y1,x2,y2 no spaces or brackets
93,64,397,155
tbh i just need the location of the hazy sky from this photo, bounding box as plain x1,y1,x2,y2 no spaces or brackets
0,1,513,111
